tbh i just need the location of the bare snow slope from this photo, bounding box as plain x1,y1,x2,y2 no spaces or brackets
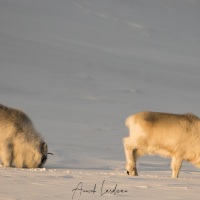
1,0,200,199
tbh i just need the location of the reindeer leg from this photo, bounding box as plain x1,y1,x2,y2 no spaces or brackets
123,137,138,176
171,157,182,178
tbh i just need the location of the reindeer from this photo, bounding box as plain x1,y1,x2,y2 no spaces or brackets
0,104,52,168
123,111,200,178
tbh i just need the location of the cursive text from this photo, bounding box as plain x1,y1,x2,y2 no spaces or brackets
72,180,128,199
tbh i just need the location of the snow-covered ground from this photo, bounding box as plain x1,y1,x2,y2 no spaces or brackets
1,0,200,199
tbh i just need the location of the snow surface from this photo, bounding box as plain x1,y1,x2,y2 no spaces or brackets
1,0,200,199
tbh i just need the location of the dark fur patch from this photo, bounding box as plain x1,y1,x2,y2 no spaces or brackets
144,112,199,126
144,113,159,124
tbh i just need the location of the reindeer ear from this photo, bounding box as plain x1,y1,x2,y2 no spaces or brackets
41,142,48,153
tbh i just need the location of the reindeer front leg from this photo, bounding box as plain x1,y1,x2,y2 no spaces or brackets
123,137,138,176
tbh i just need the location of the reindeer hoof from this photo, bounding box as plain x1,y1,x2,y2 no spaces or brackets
126,170,138,176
